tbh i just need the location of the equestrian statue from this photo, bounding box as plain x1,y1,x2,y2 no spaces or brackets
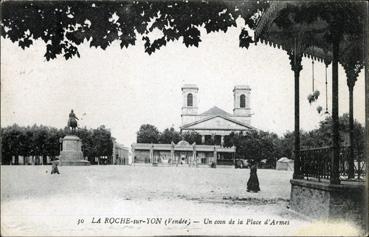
67,109,79,133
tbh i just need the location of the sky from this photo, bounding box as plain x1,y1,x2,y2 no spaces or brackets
1,22,365,147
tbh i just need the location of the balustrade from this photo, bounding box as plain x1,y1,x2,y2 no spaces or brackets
300,146,366,181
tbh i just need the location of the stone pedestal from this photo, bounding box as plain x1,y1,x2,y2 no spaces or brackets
290,179,366,229
60,135,90,166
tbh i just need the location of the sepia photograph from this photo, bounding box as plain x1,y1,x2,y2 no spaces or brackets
1,0,368,236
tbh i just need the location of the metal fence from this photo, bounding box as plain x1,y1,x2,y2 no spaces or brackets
300,146,366,182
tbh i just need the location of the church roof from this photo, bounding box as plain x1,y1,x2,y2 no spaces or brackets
181,114,256,131
200,106,232,117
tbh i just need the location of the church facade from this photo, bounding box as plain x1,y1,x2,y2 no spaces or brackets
131,84,254,167
180,84,254,146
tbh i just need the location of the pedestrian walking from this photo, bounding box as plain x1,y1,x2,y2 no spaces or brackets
247,160,260,192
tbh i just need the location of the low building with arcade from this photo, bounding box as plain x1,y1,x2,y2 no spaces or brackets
132,140,235,166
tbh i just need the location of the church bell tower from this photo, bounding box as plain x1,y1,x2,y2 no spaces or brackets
233,85,251,125
181,84,198,125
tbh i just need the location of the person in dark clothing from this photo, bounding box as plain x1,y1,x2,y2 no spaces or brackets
51,160,60,174
247,160,260,192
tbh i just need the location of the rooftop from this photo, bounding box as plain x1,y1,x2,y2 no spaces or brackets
200,106,232,117
233,85,251,91
181,84,198,90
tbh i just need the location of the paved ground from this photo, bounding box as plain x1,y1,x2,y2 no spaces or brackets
0,166,360,236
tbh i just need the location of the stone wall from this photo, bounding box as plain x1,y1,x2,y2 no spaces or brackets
290,179,366,229
328,185,365,223
290,180,330,219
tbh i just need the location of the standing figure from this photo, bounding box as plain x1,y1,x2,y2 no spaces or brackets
247,160,260,192
67,109,79,133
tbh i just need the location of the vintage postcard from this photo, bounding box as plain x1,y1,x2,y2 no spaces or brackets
1,0,368,236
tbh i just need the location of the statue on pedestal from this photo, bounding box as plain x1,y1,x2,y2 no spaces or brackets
67,109,79,133
60,109,90,166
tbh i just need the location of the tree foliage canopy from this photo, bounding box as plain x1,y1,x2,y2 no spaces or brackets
181,131,201,144
226,130,280,166
277,113,365,159
273,2,366,41
136,124,200,144
134,113,365,168
136,124,160,143
1,0,269,60
159,127,181,144
222,113,365,167
1,124,113,164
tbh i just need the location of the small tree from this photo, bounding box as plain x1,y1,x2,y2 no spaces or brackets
19,127,34,164
136,124,160,144
181,131,201,144
92,125,113,163
1,124,23,164
77,127,95,163
45,127,64,159
228,130,280,167
159,127,182,144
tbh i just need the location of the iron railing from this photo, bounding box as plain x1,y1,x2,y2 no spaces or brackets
300,146,366,182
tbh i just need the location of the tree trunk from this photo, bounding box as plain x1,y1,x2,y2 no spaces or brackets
4,154,11,165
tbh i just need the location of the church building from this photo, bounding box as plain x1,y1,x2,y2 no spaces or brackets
180,84,254,146
131,84,255,167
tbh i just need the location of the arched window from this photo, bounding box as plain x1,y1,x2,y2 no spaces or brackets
187,93,193,106
240,94,246,108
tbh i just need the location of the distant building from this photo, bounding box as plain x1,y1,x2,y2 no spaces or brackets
112,137,129,165
180,84,255,146
132,140,235,166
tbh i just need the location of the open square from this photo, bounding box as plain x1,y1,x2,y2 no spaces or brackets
1,166,315,236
